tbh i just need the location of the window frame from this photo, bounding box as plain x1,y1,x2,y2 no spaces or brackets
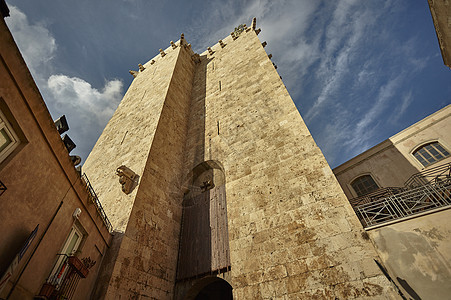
47,225,84,287
411,141,450,168
349,174,380,198
0,109,19,163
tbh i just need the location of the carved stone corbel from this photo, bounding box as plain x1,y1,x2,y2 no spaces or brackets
116,165,139,194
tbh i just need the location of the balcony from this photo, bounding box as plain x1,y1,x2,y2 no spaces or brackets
351,162,451,229
36,256,95,300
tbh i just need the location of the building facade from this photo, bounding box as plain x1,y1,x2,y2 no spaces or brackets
0,7,112,300
333,105,451,300
83,20,397,299
334,105,451,201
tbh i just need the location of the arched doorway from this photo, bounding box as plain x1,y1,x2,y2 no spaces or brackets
184,277,233,300
176,160,231,280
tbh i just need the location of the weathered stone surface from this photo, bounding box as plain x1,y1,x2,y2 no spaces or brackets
85,27,397,299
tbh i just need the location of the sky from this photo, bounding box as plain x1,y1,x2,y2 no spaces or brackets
4,0,451,168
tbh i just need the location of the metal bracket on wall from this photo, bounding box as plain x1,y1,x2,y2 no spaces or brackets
0,180,6,196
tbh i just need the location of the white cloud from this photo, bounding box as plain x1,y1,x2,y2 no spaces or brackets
6,6,124,162
47,75,123,125
46,75,123,159
5,6,56,76
305,1,383,122
390,90,413,124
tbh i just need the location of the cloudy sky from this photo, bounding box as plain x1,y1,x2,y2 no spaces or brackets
5,0,451,168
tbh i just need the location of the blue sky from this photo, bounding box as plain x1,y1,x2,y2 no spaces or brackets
5,0,451,168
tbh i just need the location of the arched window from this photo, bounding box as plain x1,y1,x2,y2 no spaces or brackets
351,175,379,197
412,142,450,167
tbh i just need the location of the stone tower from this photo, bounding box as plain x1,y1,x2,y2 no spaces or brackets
84,19,397,299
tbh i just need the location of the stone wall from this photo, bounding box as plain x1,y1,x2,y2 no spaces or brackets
86,40,196,298
180,28,396,299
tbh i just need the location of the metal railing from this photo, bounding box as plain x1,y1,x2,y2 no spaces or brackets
352,162,451,228
404,162,451,188
349,187,406,207
40,255,90,300
81,173,113,232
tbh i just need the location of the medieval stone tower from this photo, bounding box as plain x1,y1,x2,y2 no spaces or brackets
83,19,397,299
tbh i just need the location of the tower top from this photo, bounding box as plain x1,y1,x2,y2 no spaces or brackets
128,17,261,77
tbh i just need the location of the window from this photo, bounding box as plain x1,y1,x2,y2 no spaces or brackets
48,226,83,287
0,109,19,163
351,175,379,197
413,142,450,167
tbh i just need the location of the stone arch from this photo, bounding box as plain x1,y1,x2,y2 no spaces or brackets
182,160,225,198
183,276,233,300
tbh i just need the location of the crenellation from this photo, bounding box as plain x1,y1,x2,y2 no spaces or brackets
129,70,138,77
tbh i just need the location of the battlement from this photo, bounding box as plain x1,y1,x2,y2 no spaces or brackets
129,33,195,77
129,18,269,78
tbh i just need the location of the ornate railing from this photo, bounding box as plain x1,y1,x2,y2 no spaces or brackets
352,162,451,228
349,187,406,207
404,162,451,188
81,173,113,232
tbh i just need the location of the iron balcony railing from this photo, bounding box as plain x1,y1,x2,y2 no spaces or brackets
39,255,93,300
81,173,113,232
404,162,451,188
352,162,451,228
349,187,406,207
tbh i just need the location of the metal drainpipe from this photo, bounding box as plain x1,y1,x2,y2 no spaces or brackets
6,200,64,299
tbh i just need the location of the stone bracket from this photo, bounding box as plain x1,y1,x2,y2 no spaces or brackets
116,165,139,194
